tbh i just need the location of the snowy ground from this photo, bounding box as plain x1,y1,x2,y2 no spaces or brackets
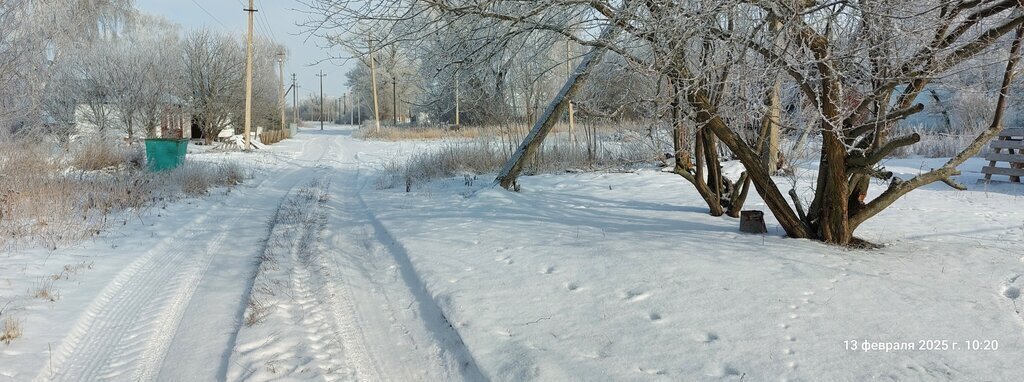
2,124,1023,381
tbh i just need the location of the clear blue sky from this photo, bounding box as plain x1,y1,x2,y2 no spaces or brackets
135,0,354,99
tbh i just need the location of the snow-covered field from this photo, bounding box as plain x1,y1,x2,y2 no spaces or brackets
2,125,1023,381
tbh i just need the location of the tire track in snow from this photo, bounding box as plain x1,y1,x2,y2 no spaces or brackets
37,202,249,381
290,176,382,380
289,177,385,380
218,132,337,363
36,140,319,382
229,131,484,381
228,176,385,381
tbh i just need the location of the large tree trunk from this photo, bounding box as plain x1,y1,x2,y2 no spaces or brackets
685,87,812,239
760,17,783,174
670,81,724,216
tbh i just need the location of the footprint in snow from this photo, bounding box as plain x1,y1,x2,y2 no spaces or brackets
541,266,555,275
1002,274,1021,300
565,282,580,291
638,367,666,376
705,364,740,378
622,289,650,302
692,331,718,343
1005,286,1021,300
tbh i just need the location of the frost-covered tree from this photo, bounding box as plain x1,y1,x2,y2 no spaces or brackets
0,0,34,134
251,37,289,132
0,0,135,138
183,29,245,143
304,0,1024,246
73,40,119,135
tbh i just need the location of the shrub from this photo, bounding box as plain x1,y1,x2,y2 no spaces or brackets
0,138,247,251
70,139,141,171
383,129,662,189
169,162,248,196
1,318,22,345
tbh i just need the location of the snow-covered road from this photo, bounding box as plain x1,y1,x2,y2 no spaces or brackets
6,124,1024,381
19,126,479,381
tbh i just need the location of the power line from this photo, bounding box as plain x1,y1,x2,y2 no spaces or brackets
255,0,278,42
189,0,227,29
235,0,274,42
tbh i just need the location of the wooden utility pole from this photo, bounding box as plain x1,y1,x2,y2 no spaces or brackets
455,64,461,127
343,92,348,125
368,37,382,132
277,53,286,133
496,26,618,190
392,77,398,126
291,74,298,125
316,70,326,130
243,0,257,150
566,39,576,143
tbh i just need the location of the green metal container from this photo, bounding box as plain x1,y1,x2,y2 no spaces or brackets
145,138,189,172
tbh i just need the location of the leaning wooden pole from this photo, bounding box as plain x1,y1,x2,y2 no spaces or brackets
495,26,618,190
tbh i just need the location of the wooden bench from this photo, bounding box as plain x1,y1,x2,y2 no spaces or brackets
983,127,1024,183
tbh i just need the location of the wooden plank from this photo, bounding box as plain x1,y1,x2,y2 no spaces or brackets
977,178,1023,184
990,139,1024,150
981,166,1024,177
1000,127,1024,137
985,152,1024,163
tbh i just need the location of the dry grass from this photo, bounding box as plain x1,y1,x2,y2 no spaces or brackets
244,296,270,327
50,261,95,281
355,121,649,142
0,140,147,250
0,138,247,251
381,127,663,190
355,125,502,141
33,278,58,302
70,139,144,171
1,318,22,345
172,162,246,196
